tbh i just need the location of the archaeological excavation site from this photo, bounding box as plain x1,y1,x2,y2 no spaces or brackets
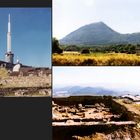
52,96,140,140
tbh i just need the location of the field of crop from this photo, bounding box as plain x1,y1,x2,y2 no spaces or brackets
53,53,140,66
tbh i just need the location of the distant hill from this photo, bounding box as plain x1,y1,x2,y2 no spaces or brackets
60,22,140,45
53,86,121,97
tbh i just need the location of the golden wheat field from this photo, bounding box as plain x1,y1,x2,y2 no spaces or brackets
52,53,140,66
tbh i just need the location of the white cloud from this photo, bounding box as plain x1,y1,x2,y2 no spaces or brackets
53,67,140,92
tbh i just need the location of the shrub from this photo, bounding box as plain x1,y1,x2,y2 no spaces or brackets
52,38,63,54
81,48,90,54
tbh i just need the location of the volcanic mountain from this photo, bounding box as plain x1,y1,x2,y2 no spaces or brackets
60,22,140,45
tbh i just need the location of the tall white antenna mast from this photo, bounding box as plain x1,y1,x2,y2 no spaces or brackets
7,14,11,52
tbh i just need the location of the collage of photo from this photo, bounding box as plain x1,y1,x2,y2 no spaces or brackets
0,0,140,140
52,0,140,140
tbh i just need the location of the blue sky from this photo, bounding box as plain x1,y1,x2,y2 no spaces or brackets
53,67,140,93
53,0,140,39
0,8,51,67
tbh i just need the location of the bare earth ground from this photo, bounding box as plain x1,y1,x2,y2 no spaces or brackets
114,99,140,118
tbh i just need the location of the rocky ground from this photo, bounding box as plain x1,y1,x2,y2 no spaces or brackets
0,88,51,97
0,68,51,96
0,75,51,88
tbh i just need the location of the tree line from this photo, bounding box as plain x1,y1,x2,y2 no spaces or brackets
53,38,140,54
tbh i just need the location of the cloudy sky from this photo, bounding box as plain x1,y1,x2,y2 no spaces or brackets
0,8,51,67
53,0,140,39
53,67,140,93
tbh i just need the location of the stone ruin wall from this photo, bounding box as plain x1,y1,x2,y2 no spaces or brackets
0,74,51,88
53,96,138,122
